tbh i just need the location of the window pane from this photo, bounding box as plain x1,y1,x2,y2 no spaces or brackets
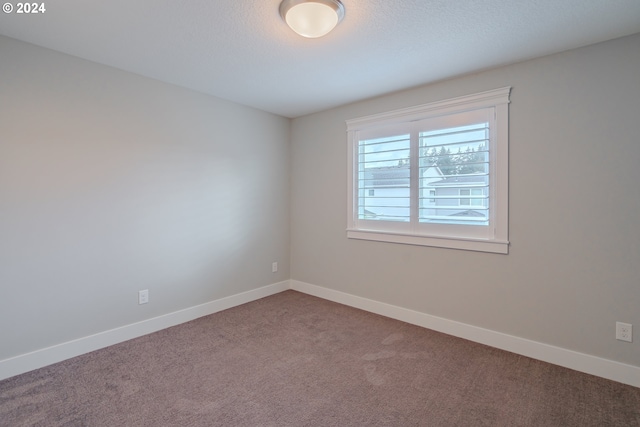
460,189,470,205
419,123,489,226
358,134,410,222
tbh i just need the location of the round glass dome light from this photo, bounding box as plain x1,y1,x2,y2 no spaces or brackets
280,0,345,38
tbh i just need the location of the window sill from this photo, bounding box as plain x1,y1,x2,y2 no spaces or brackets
346,229,509,254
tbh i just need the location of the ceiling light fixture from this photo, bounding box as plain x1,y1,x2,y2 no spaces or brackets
279,0,345,39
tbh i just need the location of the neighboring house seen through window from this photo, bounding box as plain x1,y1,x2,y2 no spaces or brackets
346,87,511,253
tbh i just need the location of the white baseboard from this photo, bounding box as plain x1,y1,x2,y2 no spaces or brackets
290,280,640,388
3,279,638,389
0,281,290,381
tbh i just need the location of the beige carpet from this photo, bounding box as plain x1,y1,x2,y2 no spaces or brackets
1,290,639,426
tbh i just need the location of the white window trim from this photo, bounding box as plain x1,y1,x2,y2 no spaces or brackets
346,87,511,254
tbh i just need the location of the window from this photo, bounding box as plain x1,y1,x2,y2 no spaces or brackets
459,188,485,207
346,87,510,254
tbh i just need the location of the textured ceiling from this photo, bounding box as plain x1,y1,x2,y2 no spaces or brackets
1,0,639,118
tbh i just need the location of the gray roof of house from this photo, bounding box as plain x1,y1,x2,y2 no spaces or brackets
429,174,487,186
364,166,409,186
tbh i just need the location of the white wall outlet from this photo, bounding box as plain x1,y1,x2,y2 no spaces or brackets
616,322,632,342
272,262,278,273
138,289,149,305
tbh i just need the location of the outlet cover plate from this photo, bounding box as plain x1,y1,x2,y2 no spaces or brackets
616,322,632,342
138,290,149,305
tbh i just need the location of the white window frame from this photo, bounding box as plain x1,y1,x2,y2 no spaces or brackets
346,87,510,254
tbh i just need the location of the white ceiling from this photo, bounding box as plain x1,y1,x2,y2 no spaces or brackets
1,0,639,118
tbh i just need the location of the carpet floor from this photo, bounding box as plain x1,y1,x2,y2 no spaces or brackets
1,290,639,426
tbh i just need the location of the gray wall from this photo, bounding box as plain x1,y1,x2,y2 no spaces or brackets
2,32,639,370
0,36,290,360
290,33,640,366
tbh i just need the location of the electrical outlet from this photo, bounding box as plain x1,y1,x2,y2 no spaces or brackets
616,322,632,342
138,289,149,305
272,262,278,273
